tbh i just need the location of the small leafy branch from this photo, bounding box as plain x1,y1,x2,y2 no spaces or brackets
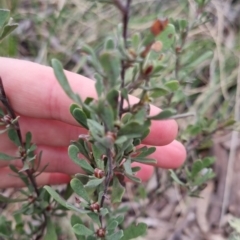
0,0,231,239
45,1,184,239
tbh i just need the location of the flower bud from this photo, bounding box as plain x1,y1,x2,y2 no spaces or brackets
96,228,105,238
90,202,100,212
94,168,105,179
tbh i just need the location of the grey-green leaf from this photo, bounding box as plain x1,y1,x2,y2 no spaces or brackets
156,24,175,51
111,176,125,203
8,128,21,147
0,152,19,161
68,145,94,174
107,230,124,240
70,178,90,202
118,121,143,138
44,186,89,214
72,224,94,236
0,194,27,203
44,218,57,240
169,170,185,185
164,80,179,91
51,59,82,105
131,157,157,165
99,50,120,88
0,24,18,41
124,173,141,183
72,108,88,129
148,109,177,120
121,223,147,240
0,9,9,29
85,177,105,189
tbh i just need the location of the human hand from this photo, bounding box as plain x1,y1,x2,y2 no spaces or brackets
0,57,186,189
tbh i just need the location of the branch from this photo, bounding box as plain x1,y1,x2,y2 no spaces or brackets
117,0,132,118
0,77,47,239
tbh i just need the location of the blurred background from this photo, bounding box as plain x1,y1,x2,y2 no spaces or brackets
1,0,240,239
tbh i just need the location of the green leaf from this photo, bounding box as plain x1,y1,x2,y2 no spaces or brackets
72,224,94,236
51,59,82,105
94,73,104,97
169,170,185,185
8,128,21,146
68,145,94,174
99,50,120,88
107,230,124,240
118,121,143,138
70,178,90,202
0,23,18,41
25,132,32,150
121,223,147,240
115,136,128,145
44,186,89,214
137,146,156,158
71,214,83,226
148,109,177,120
0,194,27,203
156,24,175,51
74,139,90,160
72,108,88,129
87,212,101,226
112,176,125,203
123,158,132,175
131,32,141,50
106,89,119,119
149,87,169,98
100,208,109,216
85,177,105,189
75,173,90,185
44,218,57,240
107,220,118,230
0,152,19,161
124,173,141,183
191,160,203,177
92,144,104,169
0,9,9,29
164,80,179,91
87,119,104,136
131,157,157,165
115,215,124,224
99,103,114,131
104,37,115,50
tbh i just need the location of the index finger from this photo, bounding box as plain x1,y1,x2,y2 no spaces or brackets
0,57,178,146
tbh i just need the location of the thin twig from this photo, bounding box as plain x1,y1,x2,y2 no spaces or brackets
0,77,47,239
117,0,132,118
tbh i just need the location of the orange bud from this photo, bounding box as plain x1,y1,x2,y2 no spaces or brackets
151,18,168,36
94,168,105,178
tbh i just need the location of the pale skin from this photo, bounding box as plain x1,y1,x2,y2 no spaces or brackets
0,57,186,189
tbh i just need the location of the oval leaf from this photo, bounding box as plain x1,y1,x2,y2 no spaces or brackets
68,145,94,174
72,224,94,236
70,178,90,202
